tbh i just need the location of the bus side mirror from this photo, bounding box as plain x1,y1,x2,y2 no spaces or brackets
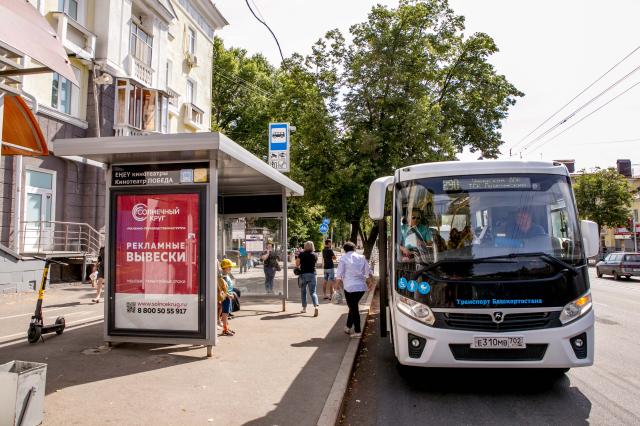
369,176,394,220
580,220,599,258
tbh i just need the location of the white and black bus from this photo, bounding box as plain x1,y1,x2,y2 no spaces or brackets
369,160,599,372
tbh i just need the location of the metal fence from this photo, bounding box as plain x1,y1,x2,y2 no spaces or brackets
19,221,104,256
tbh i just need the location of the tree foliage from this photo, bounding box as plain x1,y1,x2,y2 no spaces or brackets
306,0,522,255
573,168,635,234
211,0,522,257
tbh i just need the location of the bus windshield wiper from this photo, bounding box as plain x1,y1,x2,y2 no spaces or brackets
472,252,578,276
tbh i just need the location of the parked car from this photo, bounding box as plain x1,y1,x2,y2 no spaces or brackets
596,252,640,280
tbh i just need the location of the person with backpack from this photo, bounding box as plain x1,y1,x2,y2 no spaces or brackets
261,243,280,294
218,259,236,336
295,241,319,316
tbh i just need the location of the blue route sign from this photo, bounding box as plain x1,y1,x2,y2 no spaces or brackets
269,123,289,151
319,223,329,234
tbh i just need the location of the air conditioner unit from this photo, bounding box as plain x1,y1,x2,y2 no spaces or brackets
185,52,198,69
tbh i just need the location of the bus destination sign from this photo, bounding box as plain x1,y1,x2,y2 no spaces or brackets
443,177,532,191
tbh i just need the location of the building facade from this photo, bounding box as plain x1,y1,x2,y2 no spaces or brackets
0,0,227,291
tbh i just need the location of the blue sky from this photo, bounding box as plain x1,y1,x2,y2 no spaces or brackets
215,0,640,173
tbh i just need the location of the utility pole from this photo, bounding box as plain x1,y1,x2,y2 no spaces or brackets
634,209,638,252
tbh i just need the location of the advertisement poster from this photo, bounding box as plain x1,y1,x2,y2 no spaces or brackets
113,192,200,332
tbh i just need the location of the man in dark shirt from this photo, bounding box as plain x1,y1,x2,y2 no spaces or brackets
512,209,546,238
321,239,337,300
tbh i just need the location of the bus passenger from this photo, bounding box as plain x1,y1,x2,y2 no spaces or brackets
400,210,432,260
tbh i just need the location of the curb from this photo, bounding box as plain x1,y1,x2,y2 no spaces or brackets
317,286,376,426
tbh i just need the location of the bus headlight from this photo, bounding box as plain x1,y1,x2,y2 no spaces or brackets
559,292,592,325
397,297,435,326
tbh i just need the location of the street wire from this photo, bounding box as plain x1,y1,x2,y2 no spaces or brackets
527,79,640,154
565,137,640,146
520,62,640,154
245,0,286,65
510,44,640,154
214,66,271,98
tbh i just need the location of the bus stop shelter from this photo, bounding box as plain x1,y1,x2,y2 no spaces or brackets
53,132,303,356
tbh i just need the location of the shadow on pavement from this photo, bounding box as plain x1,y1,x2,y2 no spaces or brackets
244,311,350,426
42,301,82,309
341,309,592,426
0,322,202,395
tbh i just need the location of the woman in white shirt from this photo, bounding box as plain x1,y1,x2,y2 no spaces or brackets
335,242,373,337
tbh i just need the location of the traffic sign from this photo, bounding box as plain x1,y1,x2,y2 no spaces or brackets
319,223,329,234
322,217,330,225
268,123,290,172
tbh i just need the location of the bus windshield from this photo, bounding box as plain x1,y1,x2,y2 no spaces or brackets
396,174,584,272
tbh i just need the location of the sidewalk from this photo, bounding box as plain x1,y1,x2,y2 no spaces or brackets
0,275,372,425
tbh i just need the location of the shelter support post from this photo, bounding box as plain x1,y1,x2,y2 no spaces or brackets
209,157,218,351
282,188,288,311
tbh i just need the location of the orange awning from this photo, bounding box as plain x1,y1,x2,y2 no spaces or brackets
1,95,48,156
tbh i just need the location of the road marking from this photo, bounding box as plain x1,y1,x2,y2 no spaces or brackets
0,306,69,320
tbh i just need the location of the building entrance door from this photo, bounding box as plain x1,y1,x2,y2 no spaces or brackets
22,169,56,252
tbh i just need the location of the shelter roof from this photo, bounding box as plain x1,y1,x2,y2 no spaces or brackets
52,132,303,197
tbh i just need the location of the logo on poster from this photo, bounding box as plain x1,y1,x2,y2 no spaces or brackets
131,203,180,222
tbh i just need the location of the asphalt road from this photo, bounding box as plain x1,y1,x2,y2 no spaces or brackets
340,268,640,425
0,284,104,346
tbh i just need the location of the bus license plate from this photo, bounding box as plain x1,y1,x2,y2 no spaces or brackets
472,336,526,349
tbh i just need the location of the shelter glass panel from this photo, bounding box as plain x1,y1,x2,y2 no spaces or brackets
219,216,285,297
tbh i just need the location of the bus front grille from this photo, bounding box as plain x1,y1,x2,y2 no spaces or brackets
449,344,548,361
439,311,560,332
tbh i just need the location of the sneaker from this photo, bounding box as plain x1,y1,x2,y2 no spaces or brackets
314,307,319,317
344,326,352,335
351,332,362,338
301,307,307,313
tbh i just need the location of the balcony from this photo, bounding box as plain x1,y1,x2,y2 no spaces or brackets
114,124,157,137
49,12,96,61
167,87,180,114
127,56,153,87
183,103,205,129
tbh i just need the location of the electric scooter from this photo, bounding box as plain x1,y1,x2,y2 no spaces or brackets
27,256,67,343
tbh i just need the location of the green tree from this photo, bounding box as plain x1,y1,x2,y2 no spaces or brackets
211,39,339,246
306,0,523,257
573,168,635,237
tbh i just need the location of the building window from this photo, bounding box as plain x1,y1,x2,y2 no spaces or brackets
166,60,172,88
130,22,153,66
58,0,79,21
115,79,168,133
187,27,196,55
186,80,195,104
51,66,80,116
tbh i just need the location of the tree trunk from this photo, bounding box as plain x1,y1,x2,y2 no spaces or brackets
350,220,360,244
363,225,379,260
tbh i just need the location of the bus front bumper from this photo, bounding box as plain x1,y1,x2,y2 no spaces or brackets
394,309,594,368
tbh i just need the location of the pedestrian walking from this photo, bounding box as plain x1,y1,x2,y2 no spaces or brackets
336,242,374,337
322,239,337,300
296,241,319,316
261,243,280,293
92,247,105,303
239,242,248,274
